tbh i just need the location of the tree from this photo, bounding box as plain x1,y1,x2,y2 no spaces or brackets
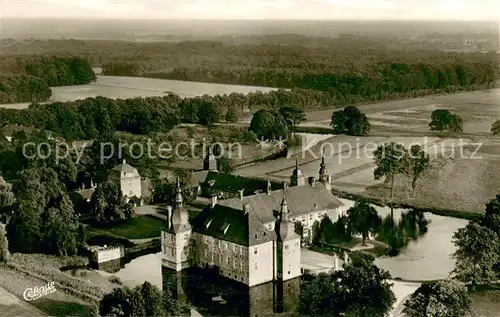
153,170,196,206
89,182,134,224
311,220,321,245
403,279,471,317
409,144,430,193
99,282,168,317
139,282,164,317
249,109,289,140
294,221,304,244
224,107,239,123
0,224,9,262
6,167,82,256
373,142,409,220
298,258,395,317
0,176,15,214
99,287,133,317
482,194,500,234
197,100,220,125
491,120,500,135
331,106,371,136
279,106,306,129
429,109,463,137
346,200,381,246
217,157,233,174
452,222,499,286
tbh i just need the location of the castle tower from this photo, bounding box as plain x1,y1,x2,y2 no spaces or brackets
290,158,305,187
274,192,301,313
161,177,192,313
203,141,218,171
318,155,331,190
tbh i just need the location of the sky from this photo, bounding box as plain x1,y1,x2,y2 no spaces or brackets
2,0,499,21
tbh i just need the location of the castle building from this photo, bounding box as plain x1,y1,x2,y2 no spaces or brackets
161,157,344,315
108,159,142,202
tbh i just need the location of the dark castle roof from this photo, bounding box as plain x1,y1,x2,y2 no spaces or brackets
192,204,275,246
218,183,344,224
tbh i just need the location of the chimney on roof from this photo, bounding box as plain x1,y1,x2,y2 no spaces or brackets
167,206,173,228
210,194,217,208
243,203,250,215
308,176,316,187
238,189,244,200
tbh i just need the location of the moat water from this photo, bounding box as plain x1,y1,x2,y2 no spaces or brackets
102,198,467,287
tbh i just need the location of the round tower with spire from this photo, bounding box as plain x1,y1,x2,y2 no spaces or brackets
162,177,192,272
318,155,332,190
274,191,301,313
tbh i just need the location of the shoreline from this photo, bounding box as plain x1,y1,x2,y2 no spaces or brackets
331,188,483,222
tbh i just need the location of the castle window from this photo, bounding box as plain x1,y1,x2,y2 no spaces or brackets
184,233,188,240
171,249,175,256
205,250,208,258
309,214,312,220
240,262,244,270
240,246,244,255
254,248,257,255
288,270,290,275
211,252,215,261
233,244,237,253
219,254,223,263
218,240,222,248
233,259,237,268
285,245,289,250
296,242,299,247
227,257,230,265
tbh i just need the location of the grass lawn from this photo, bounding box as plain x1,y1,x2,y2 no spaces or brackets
322,237,390,258
92,215,168,240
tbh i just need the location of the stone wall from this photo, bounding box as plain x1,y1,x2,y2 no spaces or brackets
89,245,125,264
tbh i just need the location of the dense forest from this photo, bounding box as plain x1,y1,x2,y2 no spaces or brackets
0,56,95,103
2,37,498,108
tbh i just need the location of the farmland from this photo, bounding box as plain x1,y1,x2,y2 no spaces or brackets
237,88,500,214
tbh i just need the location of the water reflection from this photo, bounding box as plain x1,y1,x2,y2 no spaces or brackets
162,266,300,317
376,209,430,256
338,198,468,281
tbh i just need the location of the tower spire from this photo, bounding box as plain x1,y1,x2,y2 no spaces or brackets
280,190,288,220
175,176,183,207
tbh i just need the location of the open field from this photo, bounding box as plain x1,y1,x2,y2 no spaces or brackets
0,75,279,109
237,88,500,213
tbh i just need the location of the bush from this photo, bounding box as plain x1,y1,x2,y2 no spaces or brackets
109,276,123,285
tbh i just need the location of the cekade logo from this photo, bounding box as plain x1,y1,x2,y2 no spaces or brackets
23,281,57,301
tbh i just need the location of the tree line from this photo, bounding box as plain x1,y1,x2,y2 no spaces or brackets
0,56,96,103
0,89,325,141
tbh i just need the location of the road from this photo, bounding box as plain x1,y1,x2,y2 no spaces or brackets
0,285,46,316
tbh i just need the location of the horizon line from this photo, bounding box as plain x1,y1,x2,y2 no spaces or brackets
3,17,499,23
